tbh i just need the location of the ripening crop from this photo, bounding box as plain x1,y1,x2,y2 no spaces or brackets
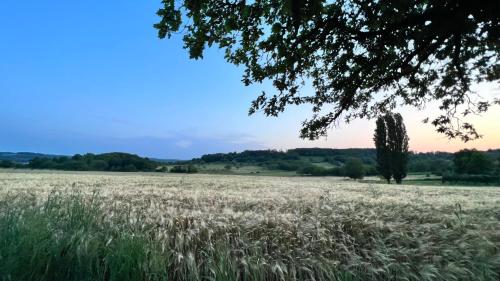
0,171,499,281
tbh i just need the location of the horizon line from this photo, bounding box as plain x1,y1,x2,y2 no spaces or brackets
3,146,499,161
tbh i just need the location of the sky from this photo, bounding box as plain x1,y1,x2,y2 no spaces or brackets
1,1,499,159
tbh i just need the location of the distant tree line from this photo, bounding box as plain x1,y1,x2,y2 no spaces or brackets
0,152,202,174
192,147,500,179
296,159,375,179
1,148,499,183
197,148,377,165
371,113,499,185
196,148,462,171
0,160,22,169
195,149,380,178
169,165,198,174
442,149,500,184
27,153,159,172
407,152,454,175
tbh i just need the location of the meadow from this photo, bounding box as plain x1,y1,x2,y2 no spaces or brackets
0,170,499,280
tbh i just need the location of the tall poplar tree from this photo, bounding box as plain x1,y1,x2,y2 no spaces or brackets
374,113,409,184
374,117,391,183
392,113,410,184
384,114,398,183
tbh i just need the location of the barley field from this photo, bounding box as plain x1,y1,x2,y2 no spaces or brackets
0,171,499,281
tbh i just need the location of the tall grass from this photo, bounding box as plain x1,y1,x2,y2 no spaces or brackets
0,173,499,280
0,191,165,280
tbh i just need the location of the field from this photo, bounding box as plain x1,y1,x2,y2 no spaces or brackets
0,170,499,280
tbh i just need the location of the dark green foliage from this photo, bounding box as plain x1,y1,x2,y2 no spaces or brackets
156,0,500,141
200,149,375,165
289,148,376,165
453,149,495,175
265,160,309,171
442,174,500,184
409,157,453,175
89,160,109,171
198,148,382,176
28,153,158,172
297,165,344,176
0,160,15,168
289,148,373,158
497,157,500,174
196,148,500,177
374,113,409,184
297,159,377,176
156,166,168,172
363,165,378,177
200,150,291,163
169,165,198,173
297,163,377,177
344,158,365,180
391,114,409,184
374,117,391,183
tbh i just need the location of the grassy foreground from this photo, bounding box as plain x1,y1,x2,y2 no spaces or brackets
0,172,499,280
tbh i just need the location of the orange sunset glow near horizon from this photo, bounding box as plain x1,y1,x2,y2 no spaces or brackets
268,82,500,154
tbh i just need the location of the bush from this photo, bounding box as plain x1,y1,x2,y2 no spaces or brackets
0,160,15,168
344,158,365,180
453,149,495,175
442,174,500,184
169,165,198,173
155,166,168,172
364,165,378,176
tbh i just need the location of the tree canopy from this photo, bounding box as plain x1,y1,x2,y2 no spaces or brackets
453,149,495,174
155,0,499,141
28,153,159,172
344,158,365,180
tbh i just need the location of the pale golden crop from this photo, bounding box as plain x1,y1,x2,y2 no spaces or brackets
0,170,499,280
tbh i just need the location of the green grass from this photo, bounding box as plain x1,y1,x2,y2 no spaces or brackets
310,162,338,169
0,191,163,280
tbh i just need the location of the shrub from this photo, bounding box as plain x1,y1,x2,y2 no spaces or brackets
442,174,500,184
156,166,168,172
364,165,378,176
344,158,365,180
170,165,198,173
453,149,495,175
0,160,15,168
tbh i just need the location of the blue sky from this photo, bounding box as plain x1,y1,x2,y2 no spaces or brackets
1,1,499,159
